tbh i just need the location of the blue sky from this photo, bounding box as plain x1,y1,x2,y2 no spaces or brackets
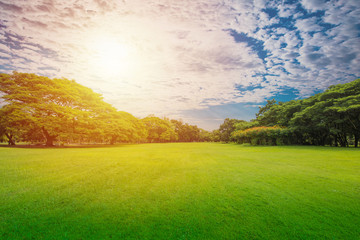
0,0,359,130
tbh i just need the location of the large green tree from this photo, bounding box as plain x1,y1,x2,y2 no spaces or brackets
0,104,32,145
219,118,242,142
0,72,215,146
104,111,148,144
253,79,360,147
142,116,178,143
171,119,203,142
0,72,115,146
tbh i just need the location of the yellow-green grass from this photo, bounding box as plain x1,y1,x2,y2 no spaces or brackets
0,143,359,239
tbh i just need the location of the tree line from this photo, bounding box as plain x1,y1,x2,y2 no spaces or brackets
217,79,360,147
0,72,212,146
1,72,359,147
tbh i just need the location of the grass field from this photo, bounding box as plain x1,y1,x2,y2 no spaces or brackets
0,143,359,239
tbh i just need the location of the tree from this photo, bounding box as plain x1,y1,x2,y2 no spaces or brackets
234,120,258,131
219,118,241,142
251,78,360,147
318,79,360,147
232,126,287,145
104,111,147,144
256,99,278,126
0,104,32,145
0,72,115,146
142,116,178,143
199,128,212,142
211,129,221,142
0,72,215,146
171,119,203,142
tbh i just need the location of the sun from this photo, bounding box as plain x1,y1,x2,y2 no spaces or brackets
96,41,129,72
88,37,136,77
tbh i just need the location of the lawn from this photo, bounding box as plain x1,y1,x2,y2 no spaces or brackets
0,143,359,239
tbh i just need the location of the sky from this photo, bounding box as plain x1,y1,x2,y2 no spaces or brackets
0,0,359,130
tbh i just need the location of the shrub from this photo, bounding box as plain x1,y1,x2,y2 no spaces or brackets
232,126,289,145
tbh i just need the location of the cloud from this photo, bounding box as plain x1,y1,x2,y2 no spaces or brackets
278,4,299,18
300,0,328,12
295,17,323,33
0,0,359,127
0,1,22,14
22,18,48,29
0,51,11,58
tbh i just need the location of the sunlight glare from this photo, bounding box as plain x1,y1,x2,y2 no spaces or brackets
88,37,136,78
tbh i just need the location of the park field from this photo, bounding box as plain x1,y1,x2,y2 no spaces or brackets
0,143,359,239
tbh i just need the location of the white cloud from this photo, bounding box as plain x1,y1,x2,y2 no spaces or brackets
295,17,323,33
300,0,328,12
278,4,298,18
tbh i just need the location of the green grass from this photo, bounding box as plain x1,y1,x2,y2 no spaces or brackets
0,143,359,239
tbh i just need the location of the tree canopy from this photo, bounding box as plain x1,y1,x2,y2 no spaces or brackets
1,72,358,147
0,72,212,146
230,79,360,147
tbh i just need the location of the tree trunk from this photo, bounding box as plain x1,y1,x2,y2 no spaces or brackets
5,133,15,145
334,135,338,147
337,133,347,147
42,127,57,146
345,135,349,147
354,134,359,147
354,133,359,147
110,135,117,145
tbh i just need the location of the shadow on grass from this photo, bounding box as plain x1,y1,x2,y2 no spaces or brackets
235,143,360,149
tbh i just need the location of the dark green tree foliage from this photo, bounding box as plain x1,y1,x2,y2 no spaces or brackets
219,118,242,142
171,119,203,142
256,99,279,126
324,81,360,147
233,120,258,131
199,129,213,142
254,79,360,147
141,117,213,143
212,129,221,142
232,126,290,145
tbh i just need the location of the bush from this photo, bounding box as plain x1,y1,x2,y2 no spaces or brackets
232,126,290,145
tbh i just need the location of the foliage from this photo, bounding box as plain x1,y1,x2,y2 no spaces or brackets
0,72,118,145
0,104,33,145
142,116,178,143
0,72,211,146
171,119,201,142
211,129,221,142
253,79,360,147
2,72,358,147
232,126,289,145
141,117,212,143
218,118,242,142
233,120,259,133
104,111,148,144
